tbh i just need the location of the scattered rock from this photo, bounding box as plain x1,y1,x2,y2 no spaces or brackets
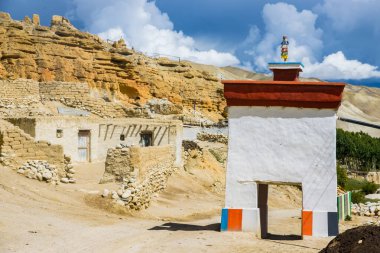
61,155,76,184
101,164,176,211
60,178,69,184
351,202,380,217
17,160,59,184
102,189,110,198
42,171,52,180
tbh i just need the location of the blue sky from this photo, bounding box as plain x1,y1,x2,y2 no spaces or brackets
1,0,380,85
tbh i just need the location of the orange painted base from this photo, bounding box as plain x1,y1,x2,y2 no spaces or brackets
302,210,313,236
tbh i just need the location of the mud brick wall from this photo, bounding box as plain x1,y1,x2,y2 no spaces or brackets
0,120,64,173
0,79,40,108
39,81,126,118
103,145,176,210
39,81,89,101
100,147,135,183
100,145,175,183
129,145,175,180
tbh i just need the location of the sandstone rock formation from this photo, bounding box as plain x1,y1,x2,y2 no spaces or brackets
0,13,230,121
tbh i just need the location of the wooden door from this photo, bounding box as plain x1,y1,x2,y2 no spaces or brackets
78,130,90,162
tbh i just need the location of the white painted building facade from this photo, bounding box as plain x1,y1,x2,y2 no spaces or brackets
221,63,345,238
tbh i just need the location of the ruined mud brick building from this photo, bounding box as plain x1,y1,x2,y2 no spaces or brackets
0,119,65,173
221,62,345,238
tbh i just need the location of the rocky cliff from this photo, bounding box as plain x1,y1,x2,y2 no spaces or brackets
1,12,380,126
0,13,241,121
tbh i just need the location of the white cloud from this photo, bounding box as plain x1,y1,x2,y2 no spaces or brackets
303,51,380,79
98,27,125,42
241,2,380,80
242,3,323,71
71,0,239,67
316,0,380,32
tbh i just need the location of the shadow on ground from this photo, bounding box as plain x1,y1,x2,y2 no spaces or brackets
149,222,220,231
265,233,302,241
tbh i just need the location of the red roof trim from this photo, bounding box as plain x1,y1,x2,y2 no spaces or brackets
223,80,345,109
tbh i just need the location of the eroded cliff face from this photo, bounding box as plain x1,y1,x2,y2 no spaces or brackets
0,13,227,121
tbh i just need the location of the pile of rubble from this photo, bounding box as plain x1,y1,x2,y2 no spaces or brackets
17,160,59,184
102,165,175,210
352,202,380,216
60,155,76,184
320,225,380,253
196,132,228,144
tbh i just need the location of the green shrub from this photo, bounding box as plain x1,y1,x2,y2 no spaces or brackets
345,178,367,191
345,215,352,221
351,191,365,204
337,165,348,188
361,181,379,195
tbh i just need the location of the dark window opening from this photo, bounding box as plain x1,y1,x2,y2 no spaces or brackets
120,134,125,141
56,129,63,138
140,131,153,147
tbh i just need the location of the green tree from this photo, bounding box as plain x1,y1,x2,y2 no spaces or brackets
337,165,348,188
336,129,380,172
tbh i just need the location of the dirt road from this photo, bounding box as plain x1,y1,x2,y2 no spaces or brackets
0,162,368,253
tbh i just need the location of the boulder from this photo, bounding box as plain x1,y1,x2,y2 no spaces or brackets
60,178,69,184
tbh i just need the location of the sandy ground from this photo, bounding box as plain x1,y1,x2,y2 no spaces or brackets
0,161,374,253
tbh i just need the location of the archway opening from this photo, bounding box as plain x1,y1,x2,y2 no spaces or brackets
257,182,302,240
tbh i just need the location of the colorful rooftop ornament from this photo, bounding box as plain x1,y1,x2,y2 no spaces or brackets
280,35,289,62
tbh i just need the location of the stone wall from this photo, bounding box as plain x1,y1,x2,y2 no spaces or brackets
39,81,89,100
39,81,127,118
0,79,129,118
196,132,228,144
130,145,175,179
101,145,176,210
106,165,175,210
101,147,135,183
0,119,64,174
0,79,40,109
100,145,175,183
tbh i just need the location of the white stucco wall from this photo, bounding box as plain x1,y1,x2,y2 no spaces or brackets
225,106,337,212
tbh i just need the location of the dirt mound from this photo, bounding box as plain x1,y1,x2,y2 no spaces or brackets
320,225,380,253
